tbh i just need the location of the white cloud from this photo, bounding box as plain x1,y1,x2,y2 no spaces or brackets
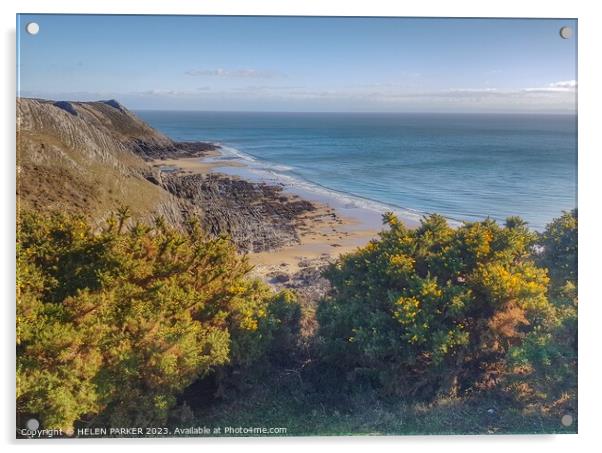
135,87,212,96
550,80,577,89
524,80,577,93
185,68,284,79
139,89,184,96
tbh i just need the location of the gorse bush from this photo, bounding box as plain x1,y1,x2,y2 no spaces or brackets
537,209,578,300
16,208,577,432
17,210,300,431
507,210,577,406
317,213,558,398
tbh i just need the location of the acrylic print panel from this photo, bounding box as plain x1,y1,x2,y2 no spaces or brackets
16,14,577,438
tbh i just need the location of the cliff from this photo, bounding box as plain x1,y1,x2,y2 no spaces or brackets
17,98,316,252
17,98,201,227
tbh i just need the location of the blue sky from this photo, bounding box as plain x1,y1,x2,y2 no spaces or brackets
17,15,577,112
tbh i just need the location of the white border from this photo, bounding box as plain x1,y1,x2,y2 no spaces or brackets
2,1,601,451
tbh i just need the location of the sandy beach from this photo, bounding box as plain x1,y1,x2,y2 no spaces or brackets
151,150,380,280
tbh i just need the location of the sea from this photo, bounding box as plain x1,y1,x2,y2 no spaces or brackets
137,111,577,231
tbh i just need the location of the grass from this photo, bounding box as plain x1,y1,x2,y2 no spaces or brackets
173,367,577,437
17,129,178,227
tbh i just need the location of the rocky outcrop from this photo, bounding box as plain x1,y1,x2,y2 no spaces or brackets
131,139,218,161
161,173,316,252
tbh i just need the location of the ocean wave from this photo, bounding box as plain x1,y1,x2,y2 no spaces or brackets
214,144,441,225
219,145,293,171
218,145,257,162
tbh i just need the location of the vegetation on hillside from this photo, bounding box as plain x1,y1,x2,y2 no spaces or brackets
16,209,577,435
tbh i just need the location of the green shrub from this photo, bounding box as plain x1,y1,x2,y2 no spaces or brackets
17,210,299,431
507,210,577,406
317,213,555,398
537,209,577,300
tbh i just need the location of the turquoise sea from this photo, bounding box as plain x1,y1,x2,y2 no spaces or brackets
137,111,577,231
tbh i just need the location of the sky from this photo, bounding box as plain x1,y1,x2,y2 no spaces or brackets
17,15,577,113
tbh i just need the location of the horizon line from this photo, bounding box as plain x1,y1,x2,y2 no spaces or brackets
131,108,576,115
17,96,577,116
